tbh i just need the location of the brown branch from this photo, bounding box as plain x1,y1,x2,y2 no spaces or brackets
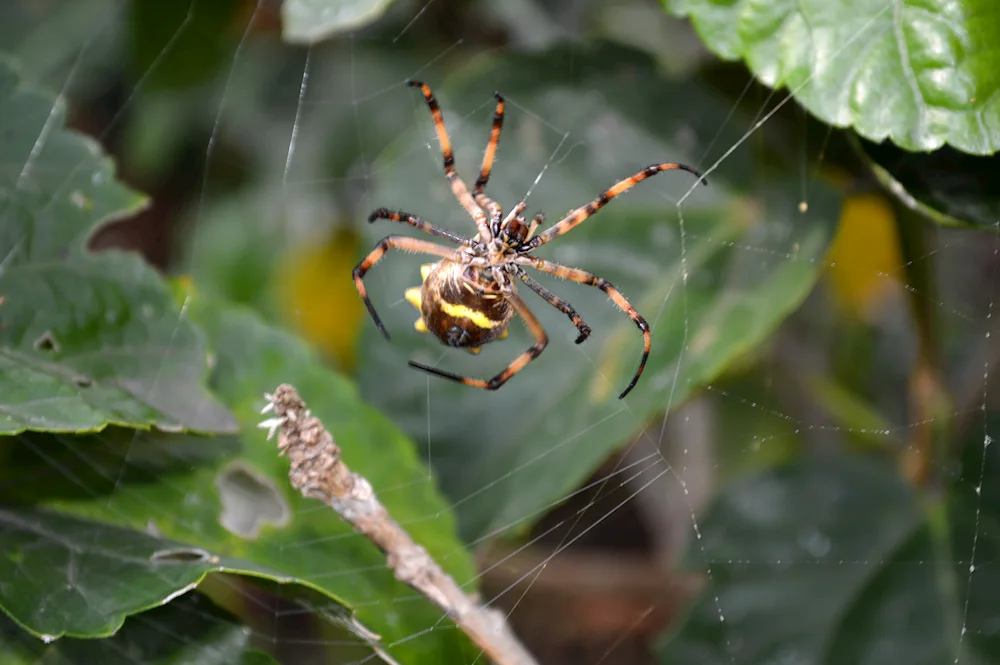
260,383,539,665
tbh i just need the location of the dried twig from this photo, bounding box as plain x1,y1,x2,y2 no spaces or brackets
260,384,539,665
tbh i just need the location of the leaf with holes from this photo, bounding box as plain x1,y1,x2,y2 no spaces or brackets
282,0,399,44
657,444,1000,663
0,295,477,663
0,505,275,639
355,43,841,540
659,0,1000,155
1,589,277,665
0,55,235,436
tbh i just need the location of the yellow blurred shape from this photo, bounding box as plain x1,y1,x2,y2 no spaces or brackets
406,274,429,336
277,228,364,372
404,286,422,310
826,192,903,320
168,275,198,308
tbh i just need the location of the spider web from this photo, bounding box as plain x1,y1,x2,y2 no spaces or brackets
3,0,997,664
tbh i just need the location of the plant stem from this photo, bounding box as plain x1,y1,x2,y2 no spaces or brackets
261,384,539,665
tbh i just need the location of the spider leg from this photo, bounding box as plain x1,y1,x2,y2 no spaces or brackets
477,193,503,237
368,208,466,244
513,266,591,344
526,213,542,240
506,200,527,222
528,163,705,249
474,92,504,194
471,93,506,235
353,235,458,340
515,256,648,399
409,292,547,390
407,80,491,241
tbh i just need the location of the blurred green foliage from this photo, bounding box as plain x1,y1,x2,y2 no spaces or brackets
1,0,999,663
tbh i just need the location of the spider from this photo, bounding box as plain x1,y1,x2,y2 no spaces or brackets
353,81,705,399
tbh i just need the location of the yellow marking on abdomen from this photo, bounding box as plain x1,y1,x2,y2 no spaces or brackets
404,287,422,310
439,301,503,329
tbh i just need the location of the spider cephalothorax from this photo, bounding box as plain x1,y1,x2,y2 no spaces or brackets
353,80,706,398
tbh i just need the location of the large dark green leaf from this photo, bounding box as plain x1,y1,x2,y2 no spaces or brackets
0,0,124,97
0,506,275,639
660,0,1000,156
858,136,1000,230
129,0,245,91
0,56,235,435
357,43,841,539
1,589,276,665
0,297,476,663
282,0,399,44
658,446,1000,663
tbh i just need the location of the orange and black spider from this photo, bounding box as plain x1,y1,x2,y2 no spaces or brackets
353,81,706,399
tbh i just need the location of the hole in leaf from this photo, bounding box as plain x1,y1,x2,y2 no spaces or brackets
34,331,59,353
151,547,211,563
215,461,290,539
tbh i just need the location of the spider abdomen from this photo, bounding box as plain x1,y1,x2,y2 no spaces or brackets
405,261,513,351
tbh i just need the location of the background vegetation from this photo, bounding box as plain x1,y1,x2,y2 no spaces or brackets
2,0,999,663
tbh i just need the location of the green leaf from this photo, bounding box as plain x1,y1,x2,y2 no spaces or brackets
0,297,476,662
282,0,398,44
657,448,1000,663
129,0,246,91
356,43,841,539
0,506,276,639
660,0,1000,155
1,589,276,665
857,136,1000,230
0,0,124,95
0,55,236,436
806,374,896,448
182,195,290,319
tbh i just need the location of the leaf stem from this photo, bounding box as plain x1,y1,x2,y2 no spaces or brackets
894,202,954,489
